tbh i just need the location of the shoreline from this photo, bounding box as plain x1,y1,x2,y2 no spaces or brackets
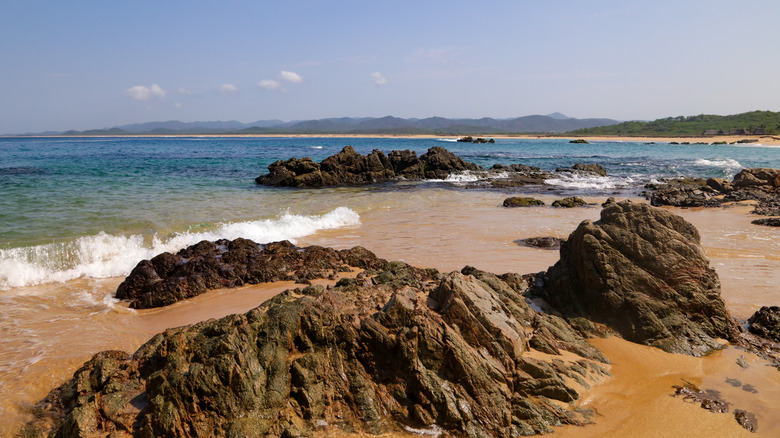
4,133,780,145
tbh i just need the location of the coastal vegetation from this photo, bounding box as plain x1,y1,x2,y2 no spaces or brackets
569,110,780,136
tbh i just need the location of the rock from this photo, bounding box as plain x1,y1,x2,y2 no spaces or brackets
536,201,742,356
25,260,608,437
602,197,616,207
255,146,481,187
551,197,587,208
751,218,780,227
747,306,780,341
650,187,720,208
732,168,780,191
515,237,565,250
456,136,473,142
115,239,413,309
572,163,607,177
569,139,589,144
419,146,481,179
753,199,780,216
734,410,758,433
502,196,545,208
706,177,733,193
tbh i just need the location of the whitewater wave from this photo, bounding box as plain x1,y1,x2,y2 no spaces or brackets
436,138,459,142
694,158,742,170
0,207,360,290
545,174,635,190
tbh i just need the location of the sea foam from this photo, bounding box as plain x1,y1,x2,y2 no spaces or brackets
544,174,634,190
0,207,360,290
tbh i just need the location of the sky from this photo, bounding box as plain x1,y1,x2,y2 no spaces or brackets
1,0,779,134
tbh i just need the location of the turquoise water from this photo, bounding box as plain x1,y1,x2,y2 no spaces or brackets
1,136,779,289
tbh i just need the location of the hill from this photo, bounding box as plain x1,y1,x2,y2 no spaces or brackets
14,114,621,136
568,110,780,136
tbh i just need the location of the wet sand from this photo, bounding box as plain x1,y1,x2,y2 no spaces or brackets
2,190,778,436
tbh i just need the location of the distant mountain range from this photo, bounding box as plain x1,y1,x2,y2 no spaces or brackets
14,113,621,136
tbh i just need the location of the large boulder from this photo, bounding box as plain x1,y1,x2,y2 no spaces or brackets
23,264,608,437
537,201,742,356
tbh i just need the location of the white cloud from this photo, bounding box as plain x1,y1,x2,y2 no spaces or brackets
219,83,239,94
173,102,183,109
280,70,303,83
371,72,387,86
258,79,282,90
178,88,192,95
125,83,166,101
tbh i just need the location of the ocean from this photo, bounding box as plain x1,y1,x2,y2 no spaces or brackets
1,136,779,436
2,136,778,290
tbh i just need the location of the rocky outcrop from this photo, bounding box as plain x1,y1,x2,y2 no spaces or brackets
457,136,495,143
23,262,609,437
535,201,742,356
748,306,780,341
649,168,780,213
503,196,545,207
255,146,481,187
115,239,405,309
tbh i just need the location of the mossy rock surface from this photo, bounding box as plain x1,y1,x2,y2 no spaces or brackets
503,196,545,208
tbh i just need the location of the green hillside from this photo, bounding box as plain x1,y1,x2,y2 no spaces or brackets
568,110,780,136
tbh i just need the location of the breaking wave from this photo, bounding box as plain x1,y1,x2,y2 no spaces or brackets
0,207,360,289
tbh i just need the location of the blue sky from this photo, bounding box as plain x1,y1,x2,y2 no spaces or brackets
1,0,779,133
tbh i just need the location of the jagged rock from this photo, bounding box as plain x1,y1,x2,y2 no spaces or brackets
515,237,565,250
503,197,545,208
552,197,587,208
650,187,720,208
748,306,780,341
23,260,608,437
732,168,780,191
115,239,415,309
419,146,481,179
255,146,481,187
536,201,742,356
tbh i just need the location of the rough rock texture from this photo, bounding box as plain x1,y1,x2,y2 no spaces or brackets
536,201,742,356
748,306,780,341
649,168,780,212
255,146,481,187
115,239,398,309
23,262,609,437
551,197,587,208
514,237,565,250
503,197,545,208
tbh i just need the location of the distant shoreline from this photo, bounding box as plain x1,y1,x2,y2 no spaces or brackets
4,133,780,145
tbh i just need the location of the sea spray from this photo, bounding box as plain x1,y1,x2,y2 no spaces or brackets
0,207,360,290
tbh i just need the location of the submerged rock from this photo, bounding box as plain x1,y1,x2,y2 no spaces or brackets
23,260,609,437
536,201,741,356
255,146,481,187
